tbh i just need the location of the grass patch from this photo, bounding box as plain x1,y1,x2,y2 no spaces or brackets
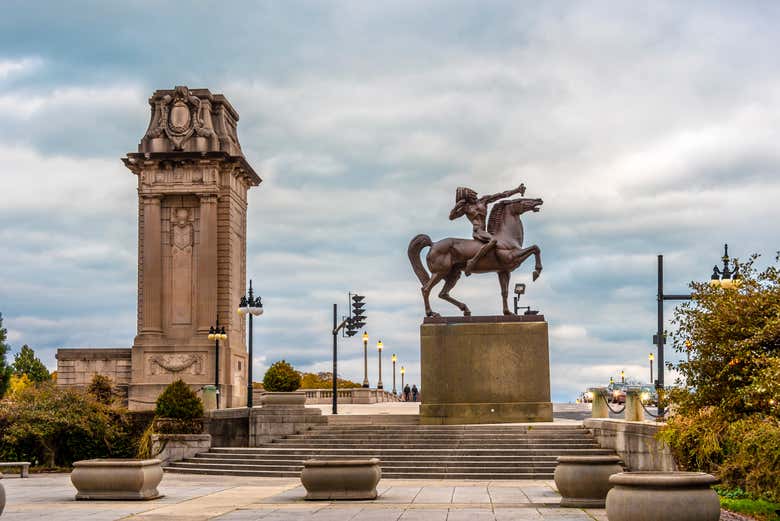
717,487,780,521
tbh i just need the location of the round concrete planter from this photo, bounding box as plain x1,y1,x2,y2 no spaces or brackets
554,455,623,508
301,458,381,500
606,472,720,521
0,472,5,515
71,459,163,500
260,391,306,406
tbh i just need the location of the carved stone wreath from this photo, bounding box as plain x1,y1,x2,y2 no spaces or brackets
149,353,203,374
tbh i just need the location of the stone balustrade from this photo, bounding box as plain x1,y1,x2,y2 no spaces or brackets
301,388,402,404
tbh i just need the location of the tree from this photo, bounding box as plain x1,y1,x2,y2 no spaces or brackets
299,371,362,389
0,383,130,468
669,253,780,417
86,374,115,405
0,313,12,398
155,379,204,420
660,253,780,500
262,360,301,392
12,345,50,383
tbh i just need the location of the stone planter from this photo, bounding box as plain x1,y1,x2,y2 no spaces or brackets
301,458,381,500
260,391,307,406
554,455,623,508
71,459,163,500
0,472,5,516
606,472,720,521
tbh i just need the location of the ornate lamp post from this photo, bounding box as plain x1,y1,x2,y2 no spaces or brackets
237,280,263,408
620,370,625,383
207,320,228,409
376,340,384,390
655,243,740,416
400,366,405,393
648,352,654,384
391,353,397,394
361,332,369,388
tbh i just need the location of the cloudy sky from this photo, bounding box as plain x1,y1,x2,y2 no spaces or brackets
2,1,779,401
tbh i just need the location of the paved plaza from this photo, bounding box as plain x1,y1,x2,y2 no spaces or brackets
1,473,607,521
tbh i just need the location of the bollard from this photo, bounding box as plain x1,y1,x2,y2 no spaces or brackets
202,385,217,411
625,387,644,421
590,387,609,418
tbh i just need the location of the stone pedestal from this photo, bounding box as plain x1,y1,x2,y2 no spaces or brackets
420,316,552,424
250,404,327,445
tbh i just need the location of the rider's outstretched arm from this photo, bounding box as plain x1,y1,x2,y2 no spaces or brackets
481,184,525,204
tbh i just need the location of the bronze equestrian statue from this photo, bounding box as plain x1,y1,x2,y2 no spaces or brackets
408,185,543,317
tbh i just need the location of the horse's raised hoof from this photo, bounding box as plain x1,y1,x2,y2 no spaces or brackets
463,309,471,316
533,269,541,281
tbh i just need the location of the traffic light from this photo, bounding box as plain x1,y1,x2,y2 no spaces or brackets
346,294,366,336
352,294,366,327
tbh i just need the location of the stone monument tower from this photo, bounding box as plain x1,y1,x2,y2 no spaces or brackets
122,86,261,410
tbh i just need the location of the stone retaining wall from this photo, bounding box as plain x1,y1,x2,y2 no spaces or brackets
204,408,249,447
151,434,211,464
584,418,676,471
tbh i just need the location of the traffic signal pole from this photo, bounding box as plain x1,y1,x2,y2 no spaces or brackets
331,293,367,415
332,303,338,414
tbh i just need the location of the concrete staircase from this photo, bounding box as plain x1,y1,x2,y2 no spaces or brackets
164,423,613,479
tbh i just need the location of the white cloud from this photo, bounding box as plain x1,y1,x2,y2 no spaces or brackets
0,57,42,80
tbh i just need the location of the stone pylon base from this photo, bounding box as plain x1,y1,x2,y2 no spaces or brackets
420,316,553,424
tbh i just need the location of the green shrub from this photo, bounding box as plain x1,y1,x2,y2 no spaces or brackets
0,383,137,468
720,417,780,502
262,360,301,392
154,379,204,420
86,374,114,404
660,406,729,473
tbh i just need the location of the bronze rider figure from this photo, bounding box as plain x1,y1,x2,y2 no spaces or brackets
449,183,526,275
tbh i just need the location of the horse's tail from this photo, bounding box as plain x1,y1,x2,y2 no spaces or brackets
407,234,433,285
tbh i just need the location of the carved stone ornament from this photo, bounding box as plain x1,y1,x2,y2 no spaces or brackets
146,86,213,150
148,353,204,375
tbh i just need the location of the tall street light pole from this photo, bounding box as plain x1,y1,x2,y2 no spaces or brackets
400,366,405,394
376,340,384,390
362,332,369,388
648,352,654,384
238,280,263,408
391,354,397,394
655,244,739,417
207,319,227,409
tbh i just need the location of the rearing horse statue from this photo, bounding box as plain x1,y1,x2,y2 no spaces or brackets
408,195,543,317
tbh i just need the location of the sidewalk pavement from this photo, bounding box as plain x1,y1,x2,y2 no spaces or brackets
1,473,607,521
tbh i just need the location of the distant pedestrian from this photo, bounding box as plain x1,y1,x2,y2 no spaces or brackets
412,384,418,402
404,384,411,402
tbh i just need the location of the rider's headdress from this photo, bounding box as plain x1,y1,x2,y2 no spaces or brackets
456,187,477,203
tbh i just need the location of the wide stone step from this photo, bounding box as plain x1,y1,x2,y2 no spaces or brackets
287,433,592,439
256,442,598,450
192,454,561,464
207,448,612,457
171,460,552,474
163,466,553,480
182,457,558,468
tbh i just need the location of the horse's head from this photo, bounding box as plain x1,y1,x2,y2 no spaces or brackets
517,198,543,214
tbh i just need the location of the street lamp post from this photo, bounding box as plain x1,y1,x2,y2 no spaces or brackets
655,244,740,416
400,366,405,393
237,280,263,408
391,354,397,394
207,319,228,409
362,332,369,388
620,370,625,383
376,340,383,390
648,352,654,384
